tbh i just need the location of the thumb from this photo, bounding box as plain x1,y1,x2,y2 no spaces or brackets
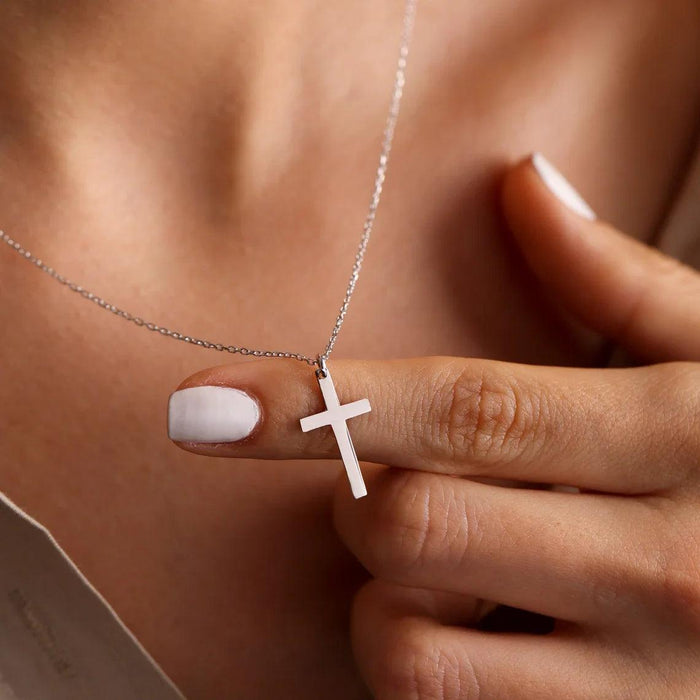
502,153,700,363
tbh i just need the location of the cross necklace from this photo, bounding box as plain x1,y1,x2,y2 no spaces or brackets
0,0,418,499
300,358,372,498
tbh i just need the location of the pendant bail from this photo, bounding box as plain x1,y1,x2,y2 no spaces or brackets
315,355,328,379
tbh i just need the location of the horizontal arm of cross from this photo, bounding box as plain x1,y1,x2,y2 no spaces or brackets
299,398,371,433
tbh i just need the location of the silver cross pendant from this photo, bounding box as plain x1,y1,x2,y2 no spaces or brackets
299,358,371,499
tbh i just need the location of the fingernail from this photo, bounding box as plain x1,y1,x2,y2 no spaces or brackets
531,152,597,221
168,386,260,443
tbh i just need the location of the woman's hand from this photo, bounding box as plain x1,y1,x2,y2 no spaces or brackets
169,154,700,698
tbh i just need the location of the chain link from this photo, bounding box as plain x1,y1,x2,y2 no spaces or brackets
0,0,418,371
320,0,417,364
0,231,319,364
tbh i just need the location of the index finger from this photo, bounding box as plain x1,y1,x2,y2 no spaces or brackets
168,356,699,494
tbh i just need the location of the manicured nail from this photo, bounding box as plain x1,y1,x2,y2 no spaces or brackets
168,386,260,443
531,152,597,221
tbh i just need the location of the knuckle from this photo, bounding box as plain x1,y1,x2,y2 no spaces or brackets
425,363,549,467
375,624,480,700
366,471,470,581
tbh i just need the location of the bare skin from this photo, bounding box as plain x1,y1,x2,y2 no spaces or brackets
0,1,698,698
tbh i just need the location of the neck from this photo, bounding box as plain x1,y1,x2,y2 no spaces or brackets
0,1,406,213
0,2,290,145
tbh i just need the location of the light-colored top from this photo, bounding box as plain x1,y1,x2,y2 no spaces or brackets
0,493,185,700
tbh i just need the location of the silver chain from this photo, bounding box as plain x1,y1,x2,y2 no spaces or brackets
319,0,417,365
0,0,417,372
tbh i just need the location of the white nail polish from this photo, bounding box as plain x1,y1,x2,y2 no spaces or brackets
168,386,260,443
531,152,597,221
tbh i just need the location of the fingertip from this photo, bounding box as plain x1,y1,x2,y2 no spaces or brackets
499,153,628,354
165,359,312,457
500,154,592,297
501,153,597,251
500,154,537,220
167,383,263,446
530,152,597,221
500,152,700,361
510,153,597,218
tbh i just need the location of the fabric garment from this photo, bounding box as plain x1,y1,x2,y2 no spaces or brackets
0,493,185,700
0,137,698,700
